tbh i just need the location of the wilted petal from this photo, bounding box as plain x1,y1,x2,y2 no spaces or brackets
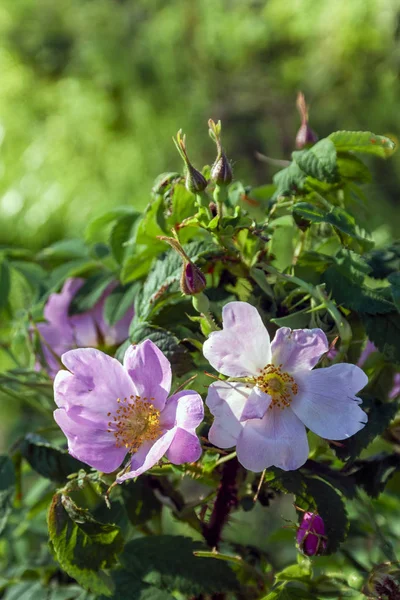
54,408,126,472
118,429,176,481
236,407,309,472
166,428,202,464
291,364,368,440
271,327,328,374
203,302,271,377
123,340,172,410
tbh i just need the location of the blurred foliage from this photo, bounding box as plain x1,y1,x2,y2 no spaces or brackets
0,0,399,248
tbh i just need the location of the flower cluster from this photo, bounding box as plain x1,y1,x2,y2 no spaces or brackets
36,278,133,378
51,299,368,479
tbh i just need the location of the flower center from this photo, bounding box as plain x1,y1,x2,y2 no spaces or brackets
107,395,162,453
254,364,298,409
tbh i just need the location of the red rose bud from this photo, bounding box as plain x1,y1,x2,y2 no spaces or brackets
295,92,318,149
296,512,327,556
173,129,208,193
208,119,233,185
181,261,207,296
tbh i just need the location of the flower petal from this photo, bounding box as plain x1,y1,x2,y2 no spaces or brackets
166,428,202,464
123,340,171,410
161,390,204,431
43,278,84,324
206,381,251,448
57,348,136,424
271,327,329,374
54,408,126,472
203,301,271,377
236,407,309,472
117,429,176,481
240,386,271,422
291,364,368,440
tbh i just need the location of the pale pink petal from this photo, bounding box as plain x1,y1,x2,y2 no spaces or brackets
240,386,271,421
123,340,172,410
161,390,204,431
54,408,126,472
291,364,368,440
166,428,202,464
57,348,136,423
203,302,271,377
206,381,250,448
236,407,309,472
271,328,328,374
117,428,176,481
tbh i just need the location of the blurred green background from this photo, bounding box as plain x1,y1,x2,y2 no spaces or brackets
0,0,399,250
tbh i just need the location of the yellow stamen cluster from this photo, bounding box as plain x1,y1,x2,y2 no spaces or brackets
254,364,298,409
107,395,162,453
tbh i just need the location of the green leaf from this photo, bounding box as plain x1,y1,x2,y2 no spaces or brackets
262,585,312,600
333,396,398,462
0,259,10,310
130,322,193,377
275,563,312,583
37,239,89,262
351,454,400,497
20,433,89,482
292,139,338,183
166,183,196,227
0,455,15,535
304,477,348,553
110,212,141,264
322,250,395,314
68,272,115,315
103,283,137,327
85,207,136,243
48,493,124,596
336,152,372,183
388,272,400,312
361,312,400,363
119,536,239,595
121,476,161,526
100,570,175,600
328,130,396,158
364,242,400,279
273,162,306,198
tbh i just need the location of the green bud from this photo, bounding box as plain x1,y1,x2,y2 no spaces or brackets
173,129,208,193
192,292,210,314
208,119,233,185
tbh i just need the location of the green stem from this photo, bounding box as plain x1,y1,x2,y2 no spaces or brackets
213,184,227,218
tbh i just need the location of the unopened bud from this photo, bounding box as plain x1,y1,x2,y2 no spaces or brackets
295,92,318,149
208,119,233,185
181,262,207,296
173,130,208,193
296,512,326,556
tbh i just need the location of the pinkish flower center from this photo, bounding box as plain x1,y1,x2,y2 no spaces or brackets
254,364,298,409
107,396,162,453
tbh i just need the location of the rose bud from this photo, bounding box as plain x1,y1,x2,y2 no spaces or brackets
173,129,208,194
181,261,207,296
295,92,318,149
296,512,327,556
208,119,233,185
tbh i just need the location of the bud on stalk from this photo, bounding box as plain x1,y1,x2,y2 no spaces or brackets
295,92,318,149
159,236,207,296
173,129,208,194
208,119,233,186
296,512,326,556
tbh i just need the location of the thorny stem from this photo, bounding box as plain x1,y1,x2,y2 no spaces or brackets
203,457,239,549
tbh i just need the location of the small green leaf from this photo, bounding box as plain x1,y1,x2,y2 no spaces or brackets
328,130,396,158
48,493,124,596
388,272,400,312
0,455,15,534
275,563,312,583
110,213,141,264
85,207,136,243
37,239,89,262
337,152,372,183
292,139,338,184
20,433,88,482
273,162,306,198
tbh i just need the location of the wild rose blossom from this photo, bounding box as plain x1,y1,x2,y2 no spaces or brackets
36,278,133,378
296,512,326,556
203,302,368,472
53,340,204,480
